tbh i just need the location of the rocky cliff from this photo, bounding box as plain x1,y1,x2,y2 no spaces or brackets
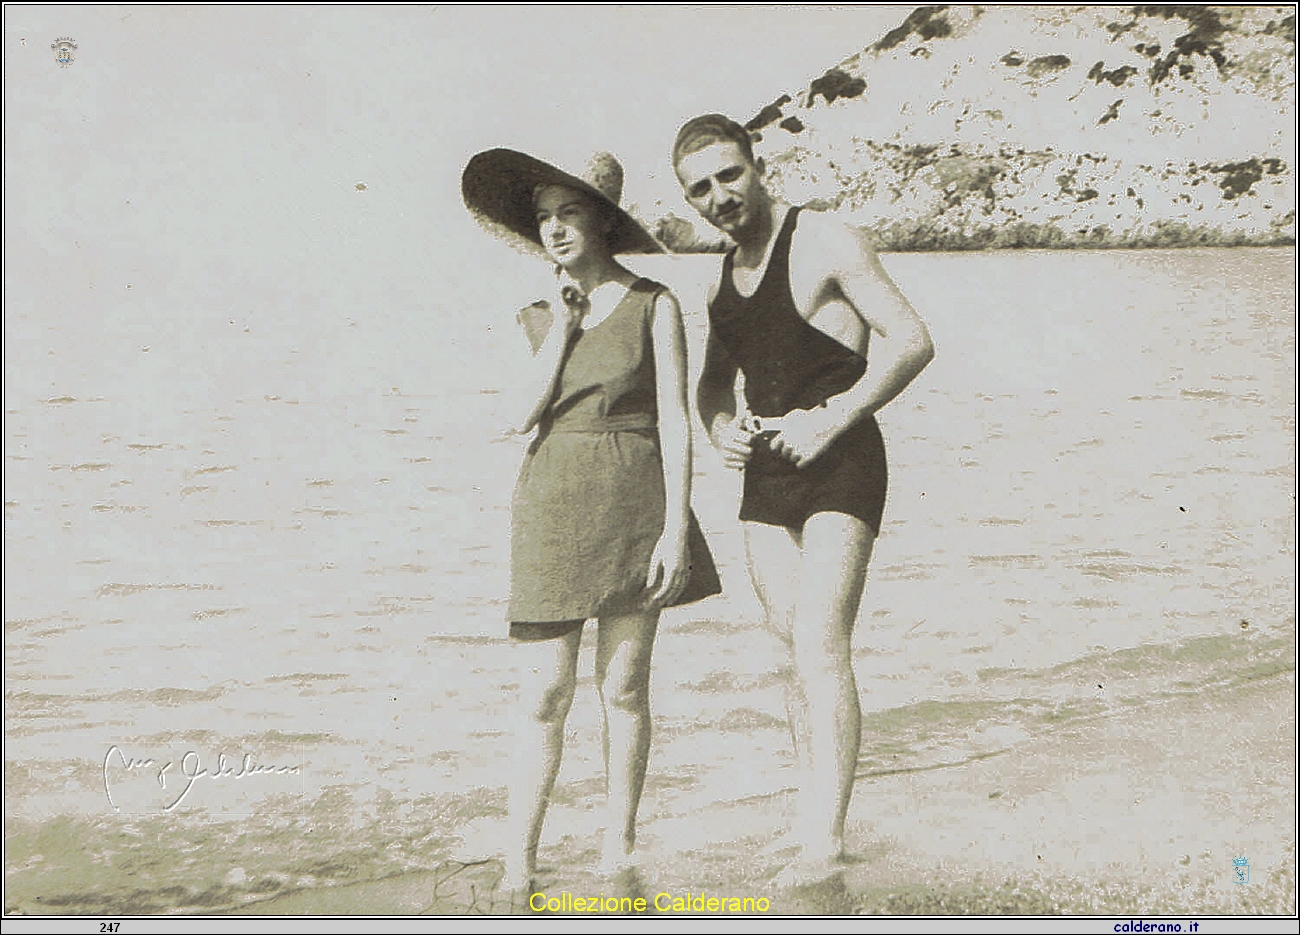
661,5,1295,251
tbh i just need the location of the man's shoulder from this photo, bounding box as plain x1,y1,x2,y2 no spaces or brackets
790,208,875,280
790,211,883,282
793,206,868,251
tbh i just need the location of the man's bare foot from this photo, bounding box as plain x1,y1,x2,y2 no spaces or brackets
767,824,846,888
770,849,847,890
754,826,803,858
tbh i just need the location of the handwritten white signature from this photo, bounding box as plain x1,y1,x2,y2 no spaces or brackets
103,745,300,812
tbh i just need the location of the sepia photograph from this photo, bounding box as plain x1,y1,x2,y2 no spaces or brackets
4,4,1296,924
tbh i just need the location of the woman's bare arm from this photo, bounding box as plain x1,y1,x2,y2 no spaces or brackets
509,290,585,436
647,289,692,605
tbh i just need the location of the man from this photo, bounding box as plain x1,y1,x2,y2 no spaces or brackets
669,114,934,880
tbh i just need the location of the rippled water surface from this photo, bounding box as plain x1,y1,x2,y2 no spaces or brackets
5,248,1294,914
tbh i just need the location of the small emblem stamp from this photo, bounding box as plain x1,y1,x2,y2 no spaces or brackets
1232,857,1250,885
51,37,77,68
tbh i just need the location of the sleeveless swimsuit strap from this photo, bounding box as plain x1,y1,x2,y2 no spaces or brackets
759,206,801,296
718,206,802,303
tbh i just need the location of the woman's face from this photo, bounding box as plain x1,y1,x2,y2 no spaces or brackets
535,185,609,268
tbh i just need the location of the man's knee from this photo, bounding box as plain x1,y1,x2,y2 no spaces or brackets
798,548,872,623
790,629,856,676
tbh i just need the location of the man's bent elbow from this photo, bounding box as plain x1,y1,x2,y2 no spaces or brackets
696,389,732,434
909,321,935,370
893,333,933,390
916,332,935,370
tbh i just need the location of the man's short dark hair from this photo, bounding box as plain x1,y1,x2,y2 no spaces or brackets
672,114,756,169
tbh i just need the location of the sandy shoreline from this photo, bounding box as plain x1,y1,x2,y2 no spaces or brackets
6,628,1293,916
242,630,1298,916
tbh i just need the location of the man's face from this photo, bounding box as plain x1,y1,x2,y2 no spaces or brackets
675,141,766,238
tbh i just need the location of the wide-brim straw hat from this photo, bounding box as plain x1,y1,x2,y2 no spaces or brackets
462,149,663,257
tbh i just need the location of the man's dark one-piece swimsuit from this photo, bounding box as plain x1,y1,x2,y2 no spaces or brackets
707,206,887,535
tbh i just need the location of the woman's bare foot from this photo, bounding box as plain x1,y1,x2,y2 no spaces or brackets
599,828,639,876
499,856,537,899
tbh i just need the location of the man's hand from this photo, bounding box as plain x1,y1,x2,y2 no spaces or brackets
760,406,843,467
711,415,755,471
653,214,729,254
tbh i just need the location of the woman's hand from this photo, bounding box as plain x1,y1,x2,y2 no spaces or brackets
510,275,589,437
760,406,844,467
645,529,690,608
556,272,589,336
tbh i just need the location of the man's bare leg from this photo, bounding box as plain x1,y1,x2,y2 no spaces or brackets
594,609,659,871
744,521,806,768
505,627,582,891
790,512,872,862
747,513,873,877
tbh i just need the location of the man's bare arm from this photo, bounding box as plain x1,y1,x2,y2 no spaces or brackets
767,216,933,464
806,217,932,416
695,287,754,471
696,330,738,440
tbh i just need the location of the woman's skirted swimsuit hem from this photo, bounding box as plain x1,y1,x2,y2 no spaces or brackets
509,278,721,635
708,207,888,535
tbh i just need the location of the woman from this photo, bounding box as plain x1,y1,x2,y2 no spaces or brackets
461,150,720,890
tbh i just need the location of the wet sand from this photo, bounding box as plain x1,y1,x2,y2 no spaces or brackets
4,248,1295,915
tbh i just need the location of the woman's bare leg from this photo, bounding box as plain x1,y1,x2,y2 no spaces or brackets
505,626,582,889
594,609,659,869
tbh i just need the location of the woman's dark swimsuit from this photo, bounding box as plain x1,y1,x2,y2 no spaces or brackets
707,206,887,535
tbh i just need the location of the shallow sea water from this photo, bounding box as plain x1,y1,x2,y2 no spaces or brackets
4,247,1295,914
